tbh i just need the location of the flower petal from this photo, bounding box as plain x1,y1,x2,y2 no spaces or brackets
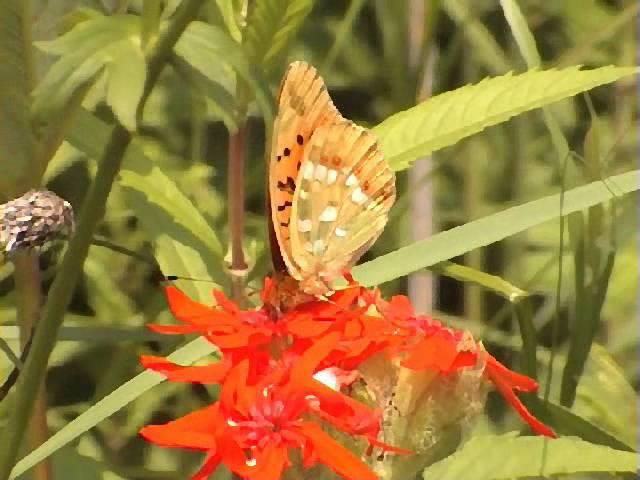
300,422,378,480
141,355,230,384
485,355,556,438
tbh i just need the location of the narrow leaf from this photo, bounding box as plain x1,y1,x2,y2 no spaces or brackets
354,170,640,286
9,337,216,479
374,66,638,171
422,433,638,480
429,261,528,302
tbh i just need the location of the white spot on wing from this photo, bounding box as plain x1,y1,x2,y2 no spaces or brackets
314,164,328,182
302,161,314,180
345,173,358,187
335,227,347,237
351,187,368,205
299,189,308,199
313,240,326,254
327,169,338,185
319,206,338,222
298,219,313,232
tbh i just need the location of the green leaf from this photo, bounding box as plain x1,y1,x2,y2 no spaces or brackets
374,66,638,171
175,21,274,127
65,109,225,301
422,433,638,480
353,169,640,286
0,0,36,196
499,0,542,68
9,337,216,480
430,261,528,302
527,397,634,453
243,0,313,72
105,40,147,130
33,14,146,131
574,344,638,449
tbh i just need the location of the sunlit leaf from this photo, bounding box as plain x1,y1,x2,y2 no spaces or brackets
33,14,146,130
243,0,313,73
422,432,638,479
64,109,225,301
374,66,638,171
354,169,640,286
175,21,274,126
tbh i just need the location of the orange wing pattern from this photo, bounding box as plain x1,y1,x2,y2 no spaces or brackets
269,62,395,297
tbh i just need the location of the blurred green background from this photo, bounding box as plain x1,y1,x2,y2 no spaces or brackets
0,0,637,479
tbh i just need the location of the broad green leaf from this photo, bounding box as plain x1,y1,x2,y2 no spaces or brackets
33,14,146,130
422,433,638,479
354,169,640,286
0,0,36,197
65,109,224,301
243,0,313,72
374,66,638,171
10,337,216,479
430,261,528,302
175,21,274,126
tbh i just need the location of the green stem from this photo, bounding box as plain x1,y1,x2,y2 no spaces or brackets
0,2,204,477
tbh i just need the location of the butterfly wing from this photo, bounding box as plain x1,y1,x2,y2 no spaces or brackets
268,61,340,276
288,121,396,295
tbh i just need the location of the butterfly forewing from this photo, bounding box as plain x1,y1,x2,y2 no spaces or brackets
269,62,340,276
269,61,396,297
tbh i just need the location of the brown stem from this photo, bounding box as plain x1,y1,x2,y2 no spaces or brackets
13,252,51,480
227,124,249,302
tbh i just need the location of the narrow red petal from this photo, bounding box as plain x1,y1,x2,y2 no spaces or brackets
192,453,222,480
140,356,230,384
140,424,216,450
148,324,201,334
300,423,378,480
485,357,556,438
165,286,215,323
486,354,539,392
248,444,289,480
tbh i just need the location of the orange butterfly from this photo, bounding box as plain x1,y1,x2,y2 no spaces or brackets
268,62,396,304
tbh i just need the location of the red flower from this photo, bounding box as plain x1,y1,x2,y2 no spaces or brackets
142,274,555,479
143,352,387,480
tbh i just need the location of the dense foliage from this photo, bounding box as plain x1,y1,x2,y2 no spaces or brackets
0,1,637,479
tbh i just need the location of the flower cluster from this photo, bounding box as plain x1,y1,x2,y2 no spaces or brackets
141,274,555,480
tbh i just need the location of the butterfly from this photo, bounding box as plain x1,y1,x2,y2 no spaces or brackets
268,62,396,301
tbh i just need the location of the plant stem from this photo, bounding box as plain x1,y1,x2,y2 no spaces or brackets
12,252,51,480
0,2,204,477
228,124,249,302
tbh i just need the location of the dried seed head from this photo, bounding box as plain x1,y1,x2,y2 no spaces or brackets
0,189,74,256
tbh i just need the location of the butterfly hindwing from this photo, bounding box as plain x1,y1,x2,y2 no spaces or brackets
288,121,396,294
